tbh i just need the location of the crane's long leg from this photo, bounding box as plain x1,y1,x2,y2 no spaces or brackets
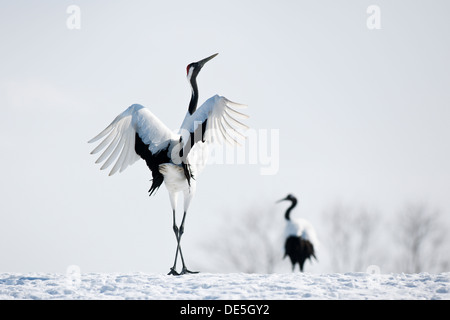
168,210,198,276
168,210,180,275
177,211,198,275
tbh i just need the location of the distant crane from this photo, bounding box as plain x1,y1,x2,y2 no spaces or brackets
89,53,248,275
277,194,318,272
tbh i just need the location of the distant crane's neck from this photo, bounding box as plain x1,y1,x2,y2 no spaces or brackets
285,199,297,221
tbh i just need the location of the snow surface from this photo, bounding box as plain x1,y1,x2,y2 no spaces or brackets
0,272,449,300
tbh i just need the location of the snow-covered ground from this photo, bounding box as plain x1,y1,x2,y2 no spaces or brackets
0,272,449,300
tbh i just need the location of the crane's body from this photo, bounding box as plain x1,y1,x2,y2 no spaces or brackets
277,194,318,272
89,53,248,275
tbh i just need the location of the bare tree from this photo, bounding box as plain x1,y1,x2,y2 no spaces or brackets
199,205,284,273
393,203,448,273
322,203,381,272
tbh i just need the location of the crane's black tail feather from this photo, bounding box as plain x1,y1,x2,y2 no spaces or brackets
182,162,194,186
284,236,316,272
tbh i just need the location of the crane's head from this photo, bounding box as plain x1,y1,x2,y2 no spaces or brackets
277,194,297,203
186,53,218,81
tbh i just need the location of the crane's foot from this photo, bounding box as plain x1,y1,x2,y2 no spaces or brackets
167,267,199,276
167,267,180,276
180,267,199,275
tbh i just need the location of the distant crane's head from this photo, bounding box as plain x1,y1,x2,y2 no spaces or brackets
186,53,218,82
277,194,298,221
277,194,298,204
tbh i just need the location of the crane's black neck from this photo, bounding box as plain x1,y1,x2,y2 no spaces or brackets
284,198,298,221
188,77,199,115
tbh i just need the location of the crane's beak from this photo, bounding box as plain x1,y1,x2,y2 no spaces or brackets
196,53,218,67
276,196,288,203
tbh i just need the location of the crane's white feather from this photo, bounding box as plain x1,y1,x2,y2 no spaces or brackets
174,95,248,175
285,218,320,249
180,94,248,147
88,104,177,176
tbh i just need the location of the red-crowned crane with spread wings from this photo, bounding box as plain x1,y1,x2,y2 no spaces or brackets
89,54,248,275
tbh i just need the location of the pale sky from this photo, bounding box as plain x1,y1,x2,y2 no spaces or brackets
1,1,449,274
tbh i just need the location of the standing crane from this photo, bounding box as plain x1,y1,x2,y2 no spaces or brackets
277,194,318,272
88,53,248,275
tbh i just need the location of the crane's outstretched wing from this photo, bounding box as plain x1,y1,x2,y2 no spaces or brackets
178,94,248,162
88,104,176,185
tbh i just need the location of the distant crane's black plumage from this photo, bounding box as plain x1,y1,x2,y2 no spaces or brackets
277,194,318,272
284,236,316,272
